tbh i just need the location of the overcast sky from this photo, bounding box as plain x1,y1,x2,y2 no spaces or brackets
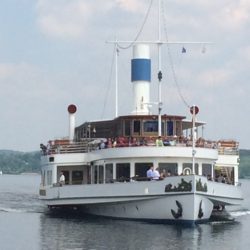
0,0,250,152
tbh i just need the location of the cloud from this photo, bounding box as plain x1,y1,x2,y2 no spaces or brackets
36,0,93,39
115,0,147,12
35,0,151,40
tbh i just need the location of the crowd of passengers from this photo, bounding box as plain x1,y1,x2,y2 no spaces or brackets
134,166,233,185
98,136,217,149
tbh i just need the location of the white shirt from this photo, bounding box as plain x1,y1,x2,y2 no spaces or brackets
59,174,65,182
152,170,160,180
147,169,154,178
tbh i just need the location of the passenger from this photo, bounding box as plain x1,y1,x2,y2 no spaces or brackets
59,172,65,186
217,173,225,183
160,169,167,179
163,137,170,146
140,137,147,146
147,137,155,146
156,136,164,147
167,170,171,176
40,143,47,155
99,140,106,149
146,165,154,180
132,137,139,146
107,138,112,148
153,167,160,180
112,138,117,148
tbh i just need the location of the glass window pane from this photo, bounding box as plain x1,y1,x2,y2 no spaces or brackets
159,163,178,176
116,163,130,182
72,171,83,184
135,163,153,178
105,163,113,183
99,165,104,184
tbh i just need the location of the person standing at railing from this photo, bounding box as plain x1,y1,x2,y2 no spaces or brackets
152,167,160,180
99,140,106,149
147,165,154,180
59,172,65,186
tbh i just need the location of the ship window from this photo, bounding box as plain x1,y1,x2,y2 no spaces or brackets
93,165,98,184
135,163,153,178
105,163,113,183
167,121,174,136
202,164,212,177
183,163,198,175
116,163,130,182
133,120,141,134
46,170,52,185
99,165,104,184
143,121,158,132
159,163,178,175
49,157,54,162
42,170,45,186
72,170,83,185
124,120,131,136
83,165,91,184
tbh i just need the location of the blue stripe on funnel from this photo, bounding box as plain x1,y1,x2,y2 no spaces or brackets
131,58,151,82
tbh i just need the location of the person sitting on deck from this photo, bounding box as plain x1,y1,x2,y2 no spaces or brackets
99,140,106,149
163,137,171,146
147,137,155,146
156,136,164,147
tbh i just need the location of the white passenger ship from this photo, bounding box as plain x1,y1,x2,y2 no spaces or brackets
39,1,242,224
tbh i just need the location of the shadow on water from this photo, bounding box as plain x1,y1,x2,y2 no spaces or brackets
39,209,245,250
40,212,192,250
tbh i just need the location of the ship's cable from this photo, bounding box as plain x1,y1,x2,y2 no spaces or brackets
101,45,116,119
117,0,153,50
162,2,191,109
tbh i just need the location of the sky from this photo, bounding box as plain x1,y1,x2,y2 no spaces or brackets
0,0,250,152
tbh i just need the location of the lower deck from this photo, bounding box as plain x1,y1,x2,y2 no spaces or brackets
41,157,239,188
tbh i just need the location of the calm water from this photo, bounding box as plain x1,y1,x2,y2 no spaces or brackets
0,175,250,250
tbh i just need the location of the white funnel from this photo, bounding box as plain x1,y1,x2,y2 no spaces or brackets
131,44,151,115
68,104,77,142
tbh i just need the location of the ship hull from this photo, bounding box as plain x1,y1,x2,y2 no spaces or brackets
40,175,242,224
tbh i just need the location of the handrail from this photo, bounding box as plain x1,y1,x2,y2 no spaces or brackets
40,137,239,156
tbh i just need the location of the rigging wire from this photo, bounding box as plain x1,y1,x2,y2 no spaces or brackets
117,0,154,50
161,2,191,109
101,45,117,119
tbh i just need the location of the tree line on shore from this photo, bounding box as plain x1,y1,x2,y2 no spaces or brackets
0,150,40,174
0,149,250,178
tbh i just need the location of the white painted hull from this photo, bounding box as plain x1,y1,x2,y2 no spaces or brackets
40,175,242,223
80,194,214,223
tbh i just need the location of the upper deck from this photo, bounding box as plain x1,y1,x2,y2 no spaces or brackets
40,137,238,157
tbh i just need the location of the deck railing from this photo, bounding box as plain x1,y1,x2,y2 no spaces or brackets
40,138,239,156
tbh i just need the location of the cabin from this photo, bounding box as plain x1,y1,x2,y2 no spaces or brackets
74,114,204,142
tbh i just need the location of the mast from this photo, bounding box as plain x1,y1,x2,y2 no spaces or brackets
190,105,199,174
158,0,162,136
107,0,212,122
115,41,119,118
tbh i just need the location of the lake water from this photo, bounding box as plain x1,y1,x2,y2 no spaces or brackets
0,174,250,250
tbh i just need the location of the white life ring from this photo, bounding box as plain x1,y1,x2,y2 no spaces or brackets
183,168,191,175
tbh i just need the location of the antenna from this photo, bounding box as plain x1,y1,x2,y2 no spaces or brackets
158,0,162,137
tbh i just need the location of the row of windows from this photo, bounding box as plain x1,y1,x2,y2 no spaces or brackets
125,120,175,136
41,162,212,186
75,119,183,140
